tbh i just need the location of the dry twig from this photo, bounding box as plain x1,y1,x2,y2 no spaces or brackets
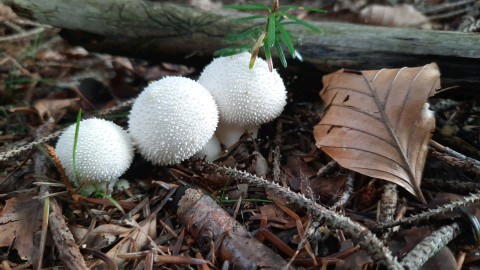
378,192,480,230
401,223,461,270
217,166,403,269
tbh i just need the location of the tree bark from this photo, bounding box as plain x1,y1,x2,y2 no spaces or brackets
3,0,479,85
176,188,291,269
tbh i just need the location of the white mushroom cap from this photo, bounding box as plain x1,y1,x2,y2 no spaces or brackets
198,51,287,127
55,118,134,186
194,135,222,162
128,76,218,165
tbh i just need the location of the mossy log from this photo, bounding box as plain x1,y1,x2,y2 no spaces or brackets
3,0,480,86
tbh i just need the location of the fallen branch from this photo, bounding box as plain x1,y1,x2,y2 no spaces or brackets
378,191,480,230
401,223,461,270
49,199,89,269
176,188,291,269
3,0,480,85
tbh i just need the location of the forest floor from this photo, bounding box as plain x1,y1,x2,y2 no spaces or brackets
1,0,480,269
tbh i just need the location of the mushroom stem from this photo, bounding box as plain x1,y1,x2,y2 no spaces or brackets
216,121,259,148
194,135,222,162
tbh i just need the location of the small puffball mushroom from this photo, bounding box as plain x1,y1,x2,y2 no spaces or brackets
55,118,134,191
198,51,287,147
194,135,222,162
128,76,218,165
115,179,131,191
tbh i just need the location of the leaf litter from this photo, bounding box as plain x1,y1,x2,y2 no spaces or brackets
314,64,440,201
0,192,42,262
1,1,480,269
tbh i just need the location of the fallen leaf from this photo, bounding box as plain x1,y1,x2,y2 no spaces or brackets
33,97,80,121
359,4,431,28
313,64,440,201
0,5,17,21
62,46,89,58
335,240,372,270
0,192,42,261
70,224,132,249
36,50,65,61
102,215,157,268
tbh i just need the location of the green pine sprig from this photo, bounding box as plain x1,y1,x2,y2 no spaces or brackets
216,0,325,71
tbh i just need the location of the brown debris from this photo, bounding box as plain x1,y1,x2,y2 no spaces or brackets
0,192,42,262
177,188,291,269
359,4,431,28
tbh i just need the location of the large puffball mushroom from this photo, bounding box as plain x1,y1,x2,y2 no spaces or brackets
55,118,134,191
128,76,218,165
198,51,287,147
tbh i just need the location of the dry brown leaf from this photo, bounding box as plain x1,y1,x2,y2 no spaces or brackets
70,224,132,249
33,97,80,121
0,192,42,261
313,64,440,201
0,5,17,21
359,4,430,28
102,215,157,268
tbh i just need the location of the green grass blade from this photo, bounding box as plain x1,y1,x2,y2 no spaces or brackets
277,23,295,57
218,175,232,205
232,15,267,23
283,13,322,33
226,26,262,41
278,5,298,12
274,40,288,68
72,109,82,183
93,189,125,214
263,37,273,71
266,13,276,49
224,3,270,11
102,193,125,214
301,7,327,13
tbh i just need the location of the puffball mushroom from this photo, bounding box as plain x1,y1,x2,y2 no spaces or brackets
198,52,287,147
128,76,218,165
55,118,134,191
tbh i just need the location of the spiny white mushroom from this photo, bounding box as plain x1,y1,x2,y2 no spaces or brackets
55,118,134,191
198,51,287,147
128,76,218,165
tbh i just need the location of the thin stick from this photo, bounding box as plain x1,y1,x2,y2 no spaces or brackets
429,139,480,167
0,27,46,42
217,165,403,269
272,120,283,184
401,223,461,270
0,98,135,161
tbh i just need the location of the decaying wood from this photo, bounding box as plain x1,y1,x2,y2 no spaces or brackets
176,188,290,269
49,199,89,270
31,122,88,270
2,0,480,85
